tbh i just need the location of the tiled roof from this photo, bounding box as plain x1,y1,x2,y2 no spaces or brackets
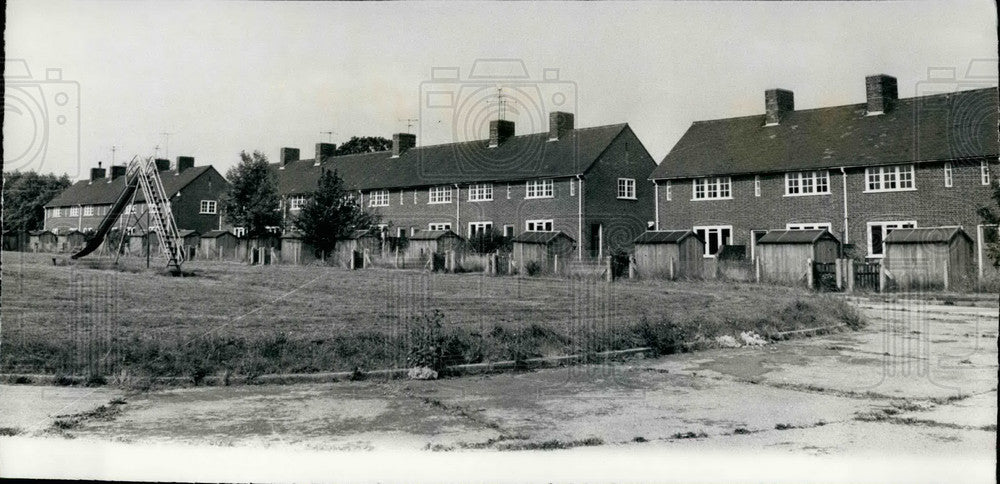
633,230,700,244
512,231,574,244
884,227,972,244
757,229,838,244
273,124,630,194
409,230,460,241
202,230,232,238
651,88,999,180
45,166,215,207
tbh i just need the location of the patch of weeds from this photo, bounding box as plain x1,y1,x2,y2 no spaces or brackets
423,443,455,452
0,427,22,436
53,374,75,386
12,376,32,384
775,423,799,431
497,437,604,451
980,424,996,432
732,427,753,435
458,434,530,450
109,397,127,406
349,367,366,381
959,359,973,365
85,374,107,387
671,431,708,439
632,436,648,443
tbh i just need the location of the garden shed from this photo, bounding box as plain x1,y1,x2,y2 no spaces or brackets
200,230,239,260
512,231,576,275
883,227,974,290
756,229,840,285
405,230,464,270
3,230,26,251
58,230,88,253
236,234,280,264
331,229,381,268
281,231,320,265
29,230,57,252
177,230,201,260
632,230,704,279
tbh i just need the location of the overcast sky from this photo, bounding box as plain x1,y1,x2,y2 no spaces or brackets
4,0,997,180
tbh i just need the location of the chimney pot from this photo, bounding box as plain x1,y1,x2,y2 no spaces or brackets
392,133,416,158
155,158,171,171
549,112,575,141
280,147,300,167
866,74,898,114
765,89,795,126
314,143,336,166
174,156,195,175
108,165,126,183
489,120,515,147
89,166,106,182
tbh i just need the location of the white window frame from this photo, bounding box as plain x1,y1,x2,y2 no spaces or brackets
468,221,493,237
944,162,953,188
467,183,494,202
749,229,768,261
69,206,80,217
864,165,916,193
503,224,515,237
691,177,732,200
288,195,307,211
83,205,94,216
981,161,991,185
786,222,832,231
369,189,389,207
866,220,917,257
525,179,554,199
428,222,452,231
233,227,247,237
693,225,733,258
413,191,417,204
617,178,637,200
754,175,761,197
665,181,672,201
784,170,830,196
396,227,406,238
199,200,218,214
506,184,511,199
525,219,554,232
428,186,453,204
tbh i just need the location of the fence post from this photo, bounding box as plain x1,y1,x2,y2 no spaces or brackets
835,259,843,290
553,254,559,275
847,260,855,293
394,247,400,269
754,257,760,283
628,256,636,279
447,250,456,272
605,256,613,283
878,264,886,293
943,258,949,291
350,250,357,270
806,258,814,289
669,258,676,280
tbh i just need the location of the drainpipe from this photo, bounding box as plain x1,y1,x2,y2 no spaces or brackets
840,167,849,244
77,204,83,230
454,184,461,234
653,181,660,231
576,174,584,261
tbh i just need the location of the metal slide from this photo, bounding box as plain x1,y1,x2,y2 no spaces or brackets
70,175,139,260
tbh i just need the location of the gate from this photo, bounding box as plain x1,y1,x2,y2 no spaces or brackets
812,261,839,291
854,262,880,291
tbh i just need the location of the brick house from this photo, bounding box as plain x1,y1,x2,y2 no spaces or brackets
650,75,999,262
272,112,658,259
44,157,230,236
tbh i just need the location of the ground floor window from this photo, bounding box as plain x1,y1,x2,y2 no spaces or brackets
867,221,916,257
468,221,493,237
693,225,732,257
428,222,451,231
397,227,406,238
526,219,553,232
503,225,515,237
786,222,831,231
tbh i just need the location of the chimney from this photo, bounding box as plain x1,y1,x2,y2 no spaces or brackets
108,165,126,182
489,120,515,147
155,158,171,171
314,143,336,166
549,112,575,141
392,133,416,158
866,74,898,115
764,89,795,126
175,156,195,175
89,162,106,182
279,147,300,168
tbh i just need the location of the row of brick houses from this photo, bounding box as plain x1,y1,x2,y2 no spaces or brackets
650,75,998,262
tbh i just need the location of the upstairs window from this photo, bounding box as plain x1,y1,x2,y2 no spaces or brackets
369,189,389,207
69,207,80,216
944,162,953,187
692,177,731,200
664,181,672,201
787,222,832,231
617,178,636,199
785,170,830,196
199,200,218,214
468,183,493,202
865,165,915,192
83,205,94,216
982,161,991,185
288,195,307,211
754,176,761,197
526,179,554,199
429,186,453,204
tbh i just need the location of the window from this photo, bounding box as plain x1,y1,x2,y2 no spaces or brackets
468,183,493,202
525,179,554,199
125,204,137,215
400,191,404,205
233,227,247,237
754,176,761,197
468,221,493,237
396,227,406,238
570,179,576,196
429,186,452,204
982,161,991,185
503,225,515,237
526,219,553,232
944,162,953,187
692,177,732,200
199,200,218,214
617,178,636,199
665,181,672,201
785,171,830,196
867,221,916,257
786,222,832,231
83,205,94,216
288,195,307,211
69,206,80,217
693,225,732,257
369,189,389,207
428,222,451,231
865,165,916,192
506,184,511,199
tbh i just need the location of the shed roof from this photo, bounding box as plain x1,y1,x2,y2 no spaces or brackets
757,229,839,245
45,166,221,207
29,230,54,236
884,227,972,244
512,231,575,244
201,230,233,239
651,88,998,180
177,229,200,238
409,230,460,241
633,230,701,244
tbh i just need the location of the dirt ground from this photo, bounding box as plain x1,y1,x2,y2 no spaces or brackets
0,296,996,481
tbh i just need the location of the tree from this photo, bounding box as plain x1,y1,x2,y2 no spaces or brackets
222,151,281,237
335,136,392,156
2,170,71,232
293,169,379,258
977,179,1000,267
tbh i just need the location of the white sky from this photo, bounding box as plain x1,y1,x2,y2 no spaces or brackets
4,0,997,180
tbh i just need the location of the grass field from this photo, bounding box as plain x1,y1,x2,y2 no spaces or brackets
1,251,864,383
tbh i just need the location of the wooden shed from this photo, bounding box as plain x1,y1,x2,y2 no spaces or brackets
281,231,320,265
236,234,281,264
884,227,974,290
756,229,840,285
58,230,88,253
29,230,57,252
177,230,201,260
512,231,576,275
200,230,239,260
3,230,26,252
331,229,381,268
404,230,465,269
632,230,705,279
